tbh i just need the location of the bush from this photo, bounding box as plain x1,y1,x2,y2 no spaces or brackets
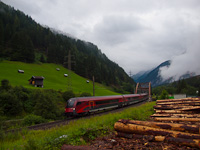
0,79,11,91
0,91,23,116
159,89,169,100
62,90,75,101
23,114,46,126
33,90,61,120
80,92,91,97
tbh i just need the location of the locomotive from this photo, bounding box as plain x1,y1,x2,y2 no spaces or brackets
65,93,148,117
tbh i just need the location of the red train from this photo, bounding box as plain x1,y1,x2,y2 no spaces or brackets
65,93,148,117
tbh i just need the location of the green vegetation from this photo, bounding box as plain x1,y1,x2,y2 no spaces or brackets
0,60,119,95
152,76,200,99
158,89,169,100
23,114,47,126
0,102,155,150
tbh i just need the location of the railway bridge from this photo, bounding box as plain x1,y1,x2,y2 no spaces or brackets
135,82,152,101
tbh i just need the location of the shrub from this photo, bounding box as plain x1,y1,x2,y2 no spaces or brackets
0,79,11,91
33,90,61,120
0,91,23,116
159,89,169,100
80,92,91,97
62,90,75,101
23,114,46,126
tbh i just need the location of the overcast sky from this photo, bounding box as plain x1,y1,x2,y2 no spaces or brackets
2,0,200,79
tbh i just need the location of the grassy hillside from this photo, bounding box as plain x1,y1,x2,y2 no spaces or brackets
0,61,119,96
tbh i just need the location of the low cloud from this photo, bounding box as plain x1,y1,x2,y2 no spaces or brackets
159,30,200,81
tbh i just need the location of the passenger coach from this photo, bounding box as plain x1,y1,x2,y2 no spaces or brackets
65,94,148,117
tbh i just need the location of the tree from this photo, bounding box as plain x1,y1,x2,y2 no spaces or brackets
159,89,169,100
0,90,23,116
176,79,187,94
40,54,45,63
10,32,35,62
0,20,4,49
0,79,11,91
62,90,75,102
33,90,60,119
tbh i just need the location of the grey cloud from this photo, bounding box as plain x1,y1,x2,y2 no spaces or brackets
93,15,145,46
160,30,200,80
1,0,200,76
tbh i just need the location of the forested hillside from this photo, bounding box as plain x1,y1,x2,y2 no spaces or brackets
0,2,134,92
152,75,200,97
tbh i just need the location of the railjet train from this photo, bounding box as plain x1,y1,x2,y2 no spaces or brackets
65,94,148,117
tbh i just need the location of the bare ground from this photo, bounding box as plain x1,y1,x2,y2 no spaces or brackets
61,132,198,150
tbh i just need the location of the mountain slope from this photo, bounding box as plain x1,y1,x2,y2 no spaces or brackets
0,60,119,96
0,1,134,92
132,60,171,87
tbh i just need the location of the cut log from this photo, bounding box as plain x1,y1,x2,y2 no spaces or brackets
154,105,200,110
157,101,200,105
114,122,200,139
116,132,200,148
154,117,200,122
153,136,200,148
118,119,200,134
177,106,200,111
151,113,200,118
155,110,194,114
157,98,200,103
152,135,200,148
164,136,200,149
154,105,186,110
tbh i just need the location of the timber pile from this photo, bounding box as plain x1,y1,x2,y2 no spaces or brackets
114,98,200,148
153,97,200,125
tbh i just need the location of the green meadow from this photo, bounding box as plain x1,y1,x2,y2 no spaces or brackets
0,61,119,96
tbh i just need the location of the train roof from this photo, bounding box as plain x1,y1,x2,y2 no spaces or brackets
69,95,123,102
123,93,148,97
69,94,147,102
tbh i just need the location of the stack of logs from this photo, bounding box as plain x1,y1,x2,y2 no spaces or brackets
114,98,200,148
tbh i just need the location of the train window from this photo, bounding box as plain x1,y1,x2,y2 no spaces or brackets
66,99,75,108
76,102,82,106
96,99,119,105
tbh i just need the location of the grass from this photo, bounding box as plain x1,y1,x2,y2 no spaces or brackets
0,101,156,150
0,60,119,96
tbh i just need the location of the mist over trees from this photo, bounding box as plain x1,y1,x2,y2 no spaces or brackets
0,2,134,92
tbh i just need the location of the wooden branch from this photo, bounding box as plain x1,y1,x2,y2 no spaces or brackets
118,119,200,134
114,122,200,139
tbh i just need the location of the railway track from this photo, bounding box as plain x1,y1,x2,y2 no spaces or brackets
5,100,148,133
